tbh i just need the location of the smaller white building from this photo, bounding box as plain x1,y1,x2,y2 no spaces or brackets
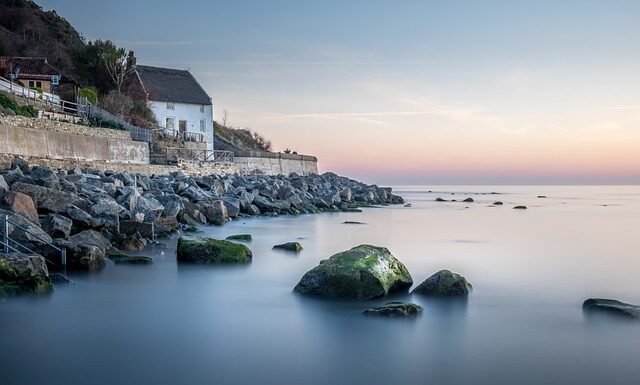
134,65,214,152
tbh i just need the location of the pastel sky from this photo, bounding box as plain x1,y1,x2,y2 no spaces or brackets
41,0,640,184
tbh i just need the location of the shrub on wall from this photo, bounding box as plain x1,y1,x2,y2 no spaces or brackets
0,91,38,117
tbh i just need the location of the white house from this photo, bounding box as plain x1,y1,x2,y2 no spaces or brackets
134,65,214,152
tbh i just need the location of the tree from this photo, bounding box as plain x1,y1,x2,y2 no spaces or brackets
102,44,136,93
221,109,230,127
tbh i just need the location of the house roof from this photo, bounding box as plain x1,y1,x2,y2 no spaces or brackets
0,57,62,80
135,65,212,105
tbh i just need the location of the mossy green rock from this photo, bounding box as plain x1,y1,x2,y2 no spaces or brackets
294,244,413,299
412,269,472,296
0,256,53,297
364,301,423,317
108,251,153,265
226,234,252,241
273,242,303,252
177,237,252,264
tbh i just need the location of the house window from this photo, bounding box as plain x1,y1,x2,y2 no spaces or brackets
166,117,175,130
36,81,42,88
27,80,43,90
166,102,175,110
29,81,35,88
200,120,206,133
199,105,204,113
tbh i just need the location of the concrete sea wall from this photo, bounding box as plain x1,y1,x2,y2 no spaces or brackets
234,151,318,176
0,124,149,164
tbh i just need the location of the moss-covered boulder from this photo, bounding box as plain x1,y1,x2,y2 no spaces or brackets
176,237,252,264
0,255,53,297
226,234,252,241
293,244,413,299
364,301,423,317
273,242,303,252
412,270,472,296
107,251,153,265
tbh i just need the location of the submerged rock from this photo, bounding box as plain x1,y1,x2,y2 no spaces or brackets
363,301,423,317
226,234,252,241
343,221,366,225
108,251,153,265
435,197,447,202
293,244,413,300
412,270,472,297
493,201,504,206
176,237,252,264
273,242,303,252
582,298,640,319
513,205,528,210
463,197,474,203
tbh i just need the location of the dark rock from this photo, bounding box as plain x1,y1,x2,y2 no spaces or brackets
11,182,86,213
435,197,447,202
0,255,53,297
493,201,503,205
363,302,423,317
537,195,547,198
582,298,640,319
108,251,153,265
176,237,252,264
202,200,229,225
343,221,365,225
273,242,303,252
412,270,472,296
42,213,73,238
513,206,528,210
226,234,252,241
293,244,413,300
463,197,474,203
221,196,241,218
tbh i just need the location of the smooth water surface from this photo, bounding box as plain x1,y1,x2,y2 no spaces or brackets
2,185,640,385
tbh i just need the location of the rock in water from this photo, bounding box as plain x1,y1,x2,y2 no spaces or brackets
513,205,528,210
176,237,252,264
293,244,413,299
493,201,504,206
463,197,474,203
364,301,423,317
582,298,640,319
108,251,153,265
273,242,303,252
0,255,53,297
226,234,252,241
412,270,472,296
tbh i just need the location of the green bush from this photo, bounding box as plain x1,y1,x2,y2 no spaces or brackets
0,92,38,117
78,87,98,104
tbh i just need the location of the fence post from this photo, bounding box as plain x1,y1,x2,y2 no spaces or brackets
3,215,9,254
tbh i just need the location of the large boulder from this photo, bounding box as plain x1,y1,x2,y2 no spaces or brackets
411,270,472,296
202,200,229,225
41,213,73,239
0,255,53,297
176,237,252,264
4,191,39,221
273,242,303,252
53,231,109,271
11,182,86,213
293,245,413,300
583,298,640,319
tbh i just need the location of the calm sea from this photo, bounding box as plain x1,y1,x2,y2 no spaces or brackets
1,185,639,385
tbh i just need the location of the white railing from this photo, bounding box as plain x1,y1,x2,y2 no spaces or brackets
0,75,61,105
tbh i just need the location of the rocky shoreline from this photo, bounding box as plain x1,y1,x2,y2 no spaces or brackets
0,158,403,295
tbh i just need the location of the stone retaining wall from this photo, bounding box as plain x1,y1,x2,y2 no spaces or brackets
177,160,240,176
0,124,149,164
2,115,133,141
233,151,318,176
